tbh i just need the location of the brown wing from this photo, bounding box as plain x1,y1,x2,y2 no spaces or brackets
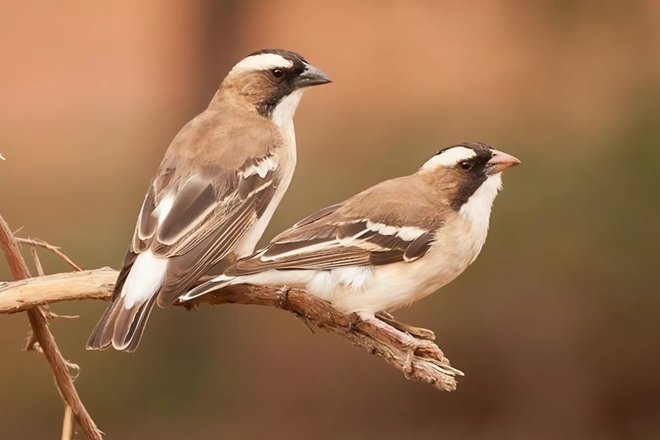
226,176,444,276
126,112,286,306
88,108,287,351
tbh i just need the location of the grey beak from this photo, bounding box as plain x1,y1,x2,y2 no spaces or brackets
294,64,332,88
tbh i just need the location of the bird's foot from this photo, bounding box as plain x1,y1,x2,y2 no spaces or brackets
276,286,292,310
375,312,436,341
356,313,444,376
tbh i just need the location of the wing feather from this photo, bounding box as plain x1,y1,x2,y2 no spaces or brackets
227,206,439,276
126,151,281,306
156,197,259,306
157,177,218,246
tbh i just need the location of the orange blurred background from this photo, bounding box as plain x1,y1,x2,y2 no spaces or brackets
1,1,659,439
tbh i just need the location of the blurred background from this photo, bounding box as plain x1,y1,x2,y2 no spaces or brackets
1,1,659,439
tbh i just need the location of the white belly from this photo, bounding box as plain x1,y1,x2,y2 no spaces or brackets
305,217,487,314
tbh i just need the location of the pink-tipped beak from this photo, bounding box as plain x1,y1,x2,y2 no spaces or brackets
487,149,521,174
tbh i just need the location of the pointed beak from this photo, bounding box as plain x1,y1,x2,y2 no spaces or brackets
486,149,521,175
294,63,332,88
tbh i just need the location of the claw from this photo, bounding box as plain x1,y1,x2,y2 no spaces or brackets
347,313,362,332
276,286,292,309
375,312,436,341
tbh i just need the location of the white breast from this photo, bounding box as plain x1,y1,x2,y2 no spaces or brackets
318,231,478,315
232,90,304,257
304,194,502,315
458,173,502,261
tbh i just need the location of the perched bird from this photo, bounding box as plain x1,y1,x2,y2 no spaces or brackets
87,49,331,351
181,143,520,336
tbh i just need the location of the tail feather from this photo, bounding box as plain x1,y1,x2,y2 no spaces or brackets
86,297,123,350
86,295,157,352
179,275,234,302
111,295,157,352
87,249,168,352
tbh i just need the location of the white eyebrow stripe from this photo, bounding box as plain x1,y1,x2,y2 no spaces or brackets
230,53,294,74
421,146,477,171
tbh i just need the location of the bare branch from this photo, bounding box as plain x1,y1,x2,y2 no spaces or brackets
0,268,116,313
61,405,74,440
0,215,103,440
0,268,463,391
31,246,45,277
23,247,45,352
17,237,83,271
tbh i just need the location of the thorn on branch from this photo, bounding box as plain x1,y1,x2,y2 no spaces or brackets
17,237,83,272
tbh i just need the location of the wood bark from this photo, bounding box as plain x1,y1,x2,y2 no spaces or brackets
0,268,463,391
0,216,103,440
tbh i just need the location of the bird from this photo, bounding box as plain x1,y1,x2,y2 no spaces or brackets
87,49,331,352
180,142,520,340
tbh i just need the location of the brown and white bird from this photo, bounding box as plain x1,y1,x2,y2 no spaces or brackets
87,49,331,351
181,143,520,332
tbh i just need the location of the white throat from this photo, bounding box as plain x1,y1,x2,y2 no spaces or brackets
272,89,303,128
271,89,303,161
459,173,502,243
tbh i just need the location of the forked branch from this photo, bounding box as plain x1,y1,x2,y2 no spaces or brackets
0,268,462,391
0,216,103,440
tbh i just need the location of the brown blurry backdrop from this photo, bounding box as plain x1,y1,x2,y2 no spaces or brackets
1,1,659,439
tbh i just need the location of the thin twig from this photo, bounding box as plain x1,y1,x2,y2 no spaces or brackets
61,405,74,440
17,237,83,271
0,268,463,391
31,246,45,276
0,215,103,439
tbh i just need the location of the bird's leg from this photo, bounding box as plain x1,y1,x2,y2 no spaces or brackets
357,312,441,375
375,312,436,341
346,313,362,333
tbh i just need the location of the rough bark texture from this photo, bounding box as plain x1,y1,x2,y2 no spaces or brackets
0,216,103,440
0,268,463,391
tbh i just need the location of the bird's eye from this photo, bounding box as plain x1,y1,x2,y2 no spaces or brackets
459,161,472,171
271,68,284,78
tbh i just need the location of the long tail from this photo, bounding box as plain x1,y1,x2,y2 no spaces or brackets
86,295,157,352
179,274,234,302
87,250,168,352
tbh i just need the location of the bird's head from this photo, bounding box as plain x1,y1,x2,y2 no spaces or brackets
419,142,521,212
220,49,331,122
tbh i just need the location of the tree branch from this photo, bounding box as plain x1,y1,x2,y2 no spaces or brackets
0,215,103,440
0,268,463,391
16,237,83,271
